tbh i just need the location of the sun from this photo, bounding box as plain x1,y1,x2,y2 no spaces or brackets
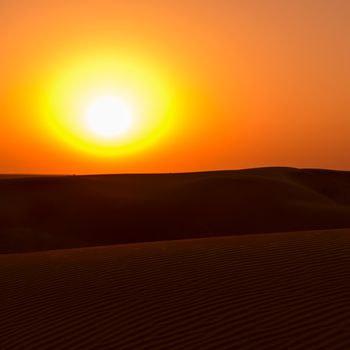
84,95,133,139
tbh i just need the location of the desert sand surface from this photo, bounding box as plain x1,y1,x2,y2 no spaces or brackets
1,167,350,253
2,228,350,349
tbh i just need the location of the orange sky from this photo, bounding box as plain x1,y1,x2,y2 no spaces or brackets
1,0,349,174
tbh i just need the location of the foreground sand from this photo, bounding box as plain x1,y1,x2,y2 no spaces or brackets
2,228,350,349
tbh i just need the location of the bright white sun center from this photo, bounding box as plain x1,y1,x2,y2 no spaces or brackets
84,95,133,139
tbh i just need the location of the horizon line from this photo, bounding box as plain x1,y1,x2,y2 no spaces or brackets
0,166,349,177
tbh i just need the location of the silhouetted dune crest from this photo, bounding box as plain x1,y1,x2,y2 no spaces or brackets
1,167,350,253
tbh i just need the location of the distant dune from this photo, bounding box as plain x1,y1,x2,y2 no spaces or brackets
1,167,350,253
2,229,350,349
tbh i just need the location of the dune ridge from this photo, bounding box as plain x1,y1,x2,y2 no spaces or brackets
1,167,350,253
2,229,350,349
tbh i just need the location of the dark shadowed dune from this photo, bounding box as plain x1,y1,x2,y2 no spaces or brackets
1,167,350,253
2,229,350,349
2,168,350,349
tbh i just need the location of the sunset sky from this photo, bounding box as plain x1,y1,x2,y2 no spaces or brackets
1,0,349,174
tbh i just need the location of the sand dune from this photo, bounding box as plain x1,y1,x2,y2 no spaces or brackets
1,167,350,253
2,228,350,349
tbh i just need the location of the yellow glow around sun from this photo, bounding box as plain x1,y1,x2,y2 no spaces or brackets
37,52,181,157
